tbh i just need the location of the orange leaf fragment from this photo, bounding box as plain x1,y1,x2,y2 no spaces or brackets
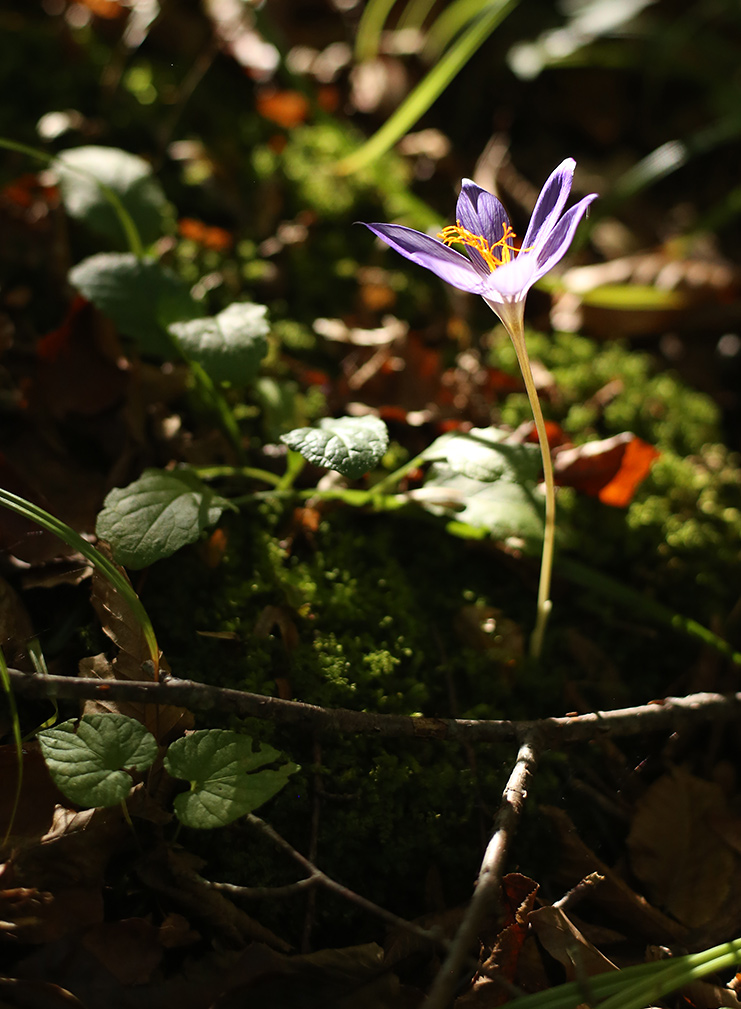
79,0,126,17
598,435,660,507
178,217,233,251
553,432,659,507
256,88,310,128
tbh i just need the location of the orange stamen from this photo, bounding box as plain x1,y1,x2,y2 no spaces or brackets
437,221,526,272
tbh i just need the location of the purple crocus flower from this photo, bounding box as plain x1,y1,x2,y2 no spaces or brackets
363,158,596,335
363,159,598,659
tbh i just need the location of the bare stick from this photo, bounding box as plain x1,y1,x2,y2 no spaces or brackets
9,668,741,744
239,813,450,951
423,732,541,1009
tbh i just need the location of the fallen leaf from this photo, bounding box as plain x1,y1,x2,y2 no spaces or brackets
0,575,35,669
256,89,310,128
481,874,539,983
542,807,686,944
627,768,737,928
0,744,66,843
86,552,192,741
553,432,659,506
78,0,126,17
529,905,617,977
178,218,233,251
82,918,163,985
33,296,129,419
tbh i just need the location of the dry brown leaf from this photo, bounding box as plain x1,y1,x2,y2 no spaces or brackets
552,432,660,508
82,918,164,985
529,905,617,978
0,744,65,843
0,575,35,669
542,807,686,944
0,975,87,1007
86,558,192,741
627,768,737,928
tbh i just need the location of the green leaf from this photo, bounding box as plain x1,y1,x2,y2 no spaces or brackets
69,253,199,358
164,730,298,829
424,464,545,543
168,302,269,384
281,416,389,479
425,426,541,482
56,146,173,248
96,468,231,569
37,713,157,808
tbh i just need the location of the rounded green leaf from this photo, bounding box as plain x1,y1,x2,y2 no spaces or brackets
69,253,199,358
168,302,269,385
426,426,541,483
425,465,545,544
96,468,231,569
56,145,173,247
164,729,298,829
37,713,157,808
280,415,389,479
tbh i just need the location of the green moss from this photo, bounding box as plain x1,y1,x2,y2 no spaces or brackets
493,329,721,454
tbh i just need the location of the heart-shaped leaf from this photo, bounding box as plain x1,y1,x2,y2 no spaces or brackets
69,253,199,358
56,146,173,248
424,464,545,543
164,730,298,829
281,415,388,479
168,302,269,384
425,427,541,483
96,468,231,569
37,713,157,808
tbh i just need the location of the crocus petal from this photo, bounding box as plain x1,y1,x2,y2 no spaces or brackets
481,254,539,302
529,193,597,282
363,223,485,295
456,180,511,250
521,158,575,252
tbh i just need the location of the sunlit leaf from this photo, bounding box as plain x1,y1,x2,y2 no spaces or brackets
281,416,389,479
164,729,298,829
56,146,173,247
425,426,541,483
69,252,199,358
96,468,232,569
424,464,544,543
37,714,157,808
168,302,269,384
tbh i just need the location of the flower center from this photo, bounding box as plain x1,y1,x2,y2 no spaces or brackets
437,221,521,272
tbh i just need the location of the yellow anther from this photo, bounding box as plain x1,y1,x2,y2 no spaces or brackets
437,221,523,272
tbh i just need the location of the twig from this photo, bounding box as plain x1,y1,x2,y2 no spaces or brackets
243,813,450,952
211,876,319,900
423,732,541,1009
553,872,605,913
9,669,741,743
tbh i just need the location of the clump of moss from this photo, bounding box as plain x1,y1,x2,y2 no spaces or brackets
494,329,721,455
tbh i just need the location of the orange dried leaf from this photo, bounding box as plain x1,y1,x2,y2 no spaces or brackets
78,0,126,17
178,217,233,251
256,89,310,128
598,436,660,507
553,432,658,506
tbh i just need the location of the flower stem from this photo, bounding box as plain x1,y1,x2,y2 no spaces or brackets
505,320,556,659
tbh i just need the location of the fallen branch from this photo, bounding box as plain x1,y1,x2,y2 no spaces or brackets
8,669,741,743
423,732,541,1009
238,812,451,951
